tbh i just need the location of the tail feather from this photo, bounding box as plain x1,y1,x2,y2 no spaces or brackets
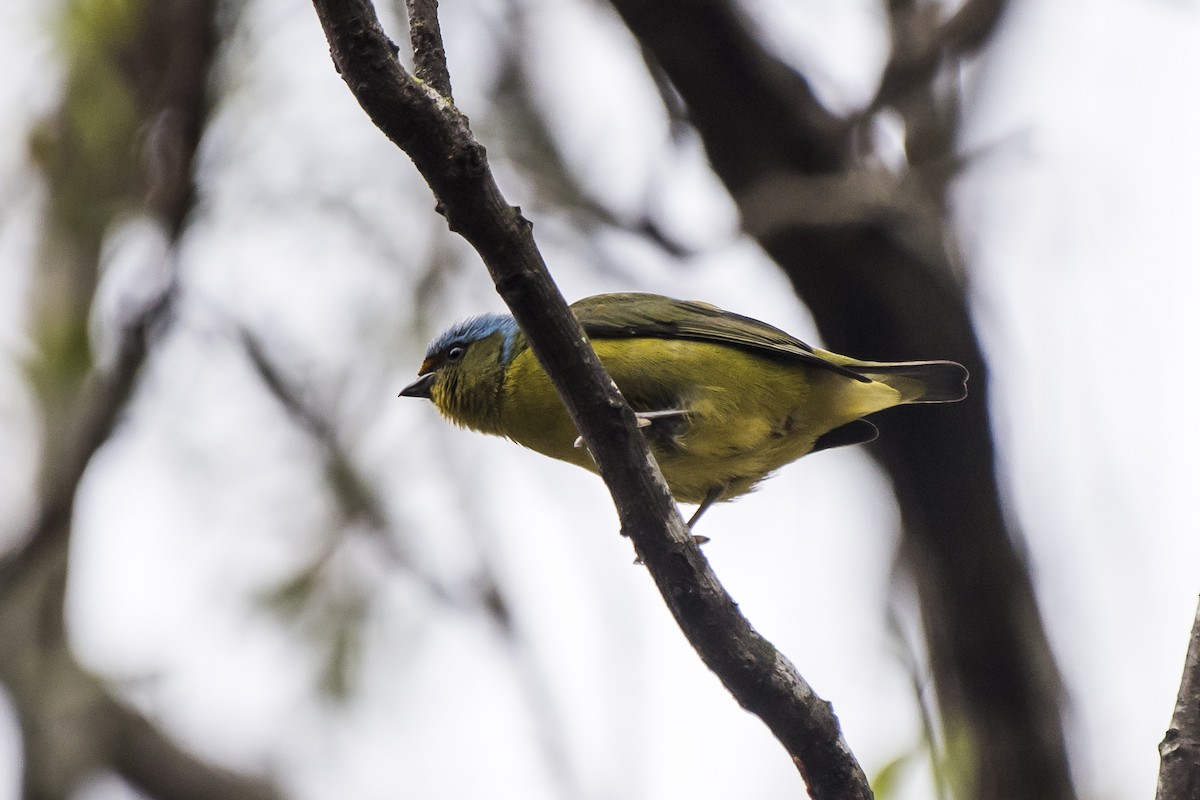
854,361,969,404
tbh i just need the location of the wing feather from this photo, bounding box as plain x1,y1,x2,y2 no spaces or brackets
571,293,870,382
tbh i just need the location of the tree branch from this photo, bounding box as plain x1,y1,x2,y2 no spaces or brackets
1157,597,1200,800
309,1,872,797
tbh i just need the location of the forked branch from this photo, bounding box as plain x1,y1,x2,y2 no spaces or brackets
309,1,872,797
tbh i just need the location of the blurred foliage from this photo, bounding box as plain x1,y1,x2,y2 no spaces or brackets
32,0,143,249
25,0,146,410
261,544,369,701
871,749,916,800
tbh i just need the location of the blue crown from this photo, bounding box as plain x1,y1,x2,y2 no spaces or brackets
427,313,519,363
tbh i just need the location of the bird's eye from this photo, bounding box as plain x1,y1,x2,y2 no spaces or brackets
446,345,466,362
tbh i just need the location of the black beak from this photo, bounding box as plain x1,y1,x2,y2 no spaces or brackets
399,373,436,399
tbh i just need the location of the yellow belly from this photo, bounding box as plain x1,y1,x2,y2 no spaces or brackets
498,338,901,504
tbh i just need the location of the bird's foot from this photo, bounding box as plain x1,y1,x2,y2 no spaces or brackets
573,409,688,449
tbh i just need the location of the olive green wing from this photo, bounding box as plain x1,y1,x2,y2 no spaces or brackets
571,292,870,382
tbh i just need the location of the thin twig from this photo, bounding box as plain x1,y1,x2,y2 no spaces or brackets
406,0,453,99
308,1,873,798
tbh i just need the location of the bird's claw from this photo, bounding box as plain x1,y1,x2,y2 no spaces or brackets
574,410,675,449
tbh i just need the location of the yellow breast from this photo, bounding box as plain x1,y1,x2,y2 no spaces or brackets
498,338,902,505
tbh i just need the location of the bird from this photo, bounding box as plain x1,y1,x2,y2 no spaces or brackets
400,292,968,527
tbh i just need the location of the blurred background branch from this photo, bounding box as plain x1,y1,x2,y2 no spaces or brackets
0,0,281,797
605,1,1073,798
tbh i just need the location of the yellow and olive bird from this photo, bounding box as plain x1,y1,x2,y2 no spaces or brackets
401,293,968,526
